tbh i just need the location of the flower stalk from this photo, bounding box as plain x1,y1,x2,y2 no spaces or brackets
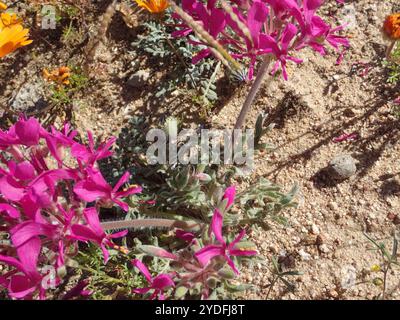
100,218,202,232
234,55,272,129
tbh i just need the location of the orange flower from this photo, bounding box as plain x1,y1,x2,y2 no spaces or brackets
0,24,32,58
0,2,7,11
43,66,71,86
0,12,22,30
384,13,400,40
135,0,169,14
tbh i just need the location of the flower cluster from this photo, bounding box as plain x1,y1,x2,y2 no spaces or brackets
132,186,258,300
384,13,400,40
0,2,32,58
172,0,349,80
43,66,71,87
0,116,141,299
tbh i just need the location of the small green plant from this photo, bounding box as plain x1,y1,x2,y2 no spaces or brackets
101,114,298,228
265,256,302,299
133,15,220,103
364,232,399,300
384,43,400,84
49,66,88,106
70,244,141,300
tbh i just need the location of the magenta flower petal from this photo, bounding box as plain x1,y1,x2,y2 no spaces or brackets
11,221,55,247
222,186,236,209
192,48,212,64
210,209,224,244
100,244,110,263
116,185,142,198
0,203,20,219
229,249,258,257
195,244,224,267
12,161,36,180
175,229,195,243
70,225,100,243
82,208,104,237
132,259,153,283
0,254,24,272
0,176,25,201
112,172,130,193
8,275,37,299
112,198,129,212
247,0,269,46
152,274,175,290
14,117,41,146
228,229,246,251
73,180,109,202
108,230,128,239
63,280,92,300
16,237,41,279
226,256,239,275
133,287,151,294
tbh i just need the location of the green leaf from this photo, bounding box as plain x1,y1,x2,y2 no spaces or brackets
225,281,254,293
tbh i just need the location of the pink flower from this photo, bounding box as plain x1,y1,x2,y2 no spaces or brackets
172,0,227,64
0,117,143,299
264,0,302,22
132,259,175,300
263,23,303,80
225,0,270,79
195,209,257,274
0,117,43,147
70,208,128,263
0,237,45,299
173,0,349,80
176,229,196,243
73,168,142,212
332,132,358,143
222,186,236,209
62,279,92,300
71,131,116,166
45,123,77,167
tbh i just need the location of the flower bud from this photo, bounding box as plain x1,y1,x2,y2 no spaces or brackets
138,245,177,260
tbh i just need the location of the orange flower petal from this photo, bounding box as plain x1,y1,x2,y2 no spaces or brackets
0,23,32,58
135,0,169,14
384,13,400,40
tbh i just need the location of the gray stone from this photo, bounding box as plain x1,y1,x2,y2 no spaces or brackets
127,70,150,88
10,81,47,114
329,154,357,179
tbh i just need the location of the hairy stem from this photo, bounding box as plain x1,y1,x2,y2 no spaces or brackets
386,40,396,61
234,56,272,129
100,218,201,232
382,262,390,300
